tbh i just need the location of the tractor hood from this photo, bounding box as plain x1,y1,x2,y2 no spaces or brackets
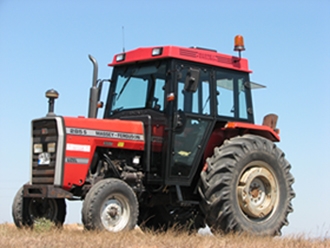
64,116,145,151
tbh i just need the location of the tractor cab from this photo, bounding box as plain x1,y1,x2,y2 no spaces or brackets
103,45,254,186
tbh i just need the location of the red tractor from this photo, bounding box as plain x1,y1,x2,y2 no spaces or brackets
12,36,294,235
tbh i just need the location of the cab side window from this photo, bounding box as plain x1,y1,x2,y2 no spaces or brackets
215,70,249,119
215,71,234,117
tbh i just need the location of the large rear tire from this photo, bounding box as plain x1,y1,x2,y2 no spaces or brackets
199,134,295,236
82,178,138,232
12,186,66,228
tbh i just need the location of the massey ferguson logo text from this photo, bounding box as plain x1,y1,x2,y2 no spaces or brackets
66,128,144,141
95,130,142,140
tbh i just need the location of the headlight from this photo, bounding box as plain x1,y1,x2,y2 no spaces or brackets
47,142,56,153
33,143,43,154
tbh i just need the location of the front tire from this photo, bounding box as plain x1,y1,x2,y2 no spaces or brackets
199,134,295,236
82,178,138,232
12,186,66,228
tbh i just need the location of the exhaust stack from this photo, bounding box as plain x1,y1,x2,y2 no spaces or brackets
88,54,99,118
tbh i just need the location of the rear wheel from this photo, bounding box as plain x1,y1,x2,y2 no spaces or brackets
199,134,295,236
82,178,138,232
12,186,66,228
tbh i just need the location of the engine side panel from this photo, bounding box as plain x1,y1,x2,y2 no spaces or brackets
62,117,145,190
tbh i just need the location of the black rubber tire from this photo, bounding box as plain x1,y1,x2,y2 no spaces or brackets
82,178,138,232
12,186,66,228
199,134,295,236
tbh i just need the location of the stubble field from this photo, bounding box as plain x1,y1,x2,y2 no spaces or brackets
1,223,330,248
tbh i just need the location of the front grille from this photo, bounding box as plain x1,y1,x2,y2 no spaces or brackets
32,119,58,184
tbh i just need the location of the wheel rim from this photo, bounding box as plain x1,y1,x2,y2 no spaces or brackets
101,194,130,232
237,161,279,220
28,198,58,221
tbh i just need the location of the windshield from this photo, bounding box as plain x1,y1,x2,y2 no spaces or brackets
107,61,167,115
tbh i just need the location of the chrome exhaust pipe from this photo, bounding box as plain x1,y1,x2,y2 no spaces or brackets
88,54,99,118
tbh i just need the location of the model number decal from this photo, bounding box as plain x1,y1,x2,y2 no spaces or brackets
68,128,87,135
66,128,144,141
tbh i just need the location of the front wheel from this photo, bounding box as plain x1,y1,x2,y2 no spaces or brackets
12,186,66,228
199,134,295,236
82,178,138,232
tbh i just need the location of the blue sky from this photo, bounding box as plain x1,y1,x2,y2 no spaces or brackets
1,0,330,237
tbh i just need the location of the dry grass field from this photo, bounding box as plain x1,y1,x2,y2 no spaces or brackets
1,223,330,248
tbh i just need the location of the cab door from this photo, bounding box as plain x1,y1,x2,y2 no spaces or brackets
165,63,214,186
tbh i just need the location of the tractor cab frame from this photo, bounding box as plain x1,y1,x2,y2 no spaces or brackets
103,46,259,187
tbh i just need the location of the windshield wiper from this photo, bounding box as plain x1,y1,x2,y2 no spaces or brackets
116,70,136,101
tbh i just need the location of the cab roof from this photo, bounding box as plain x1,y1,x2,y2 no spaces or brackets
108,45,251,73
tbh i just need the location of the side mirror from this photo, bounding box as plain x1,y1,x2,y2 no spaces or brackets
184,67,200,92
96,79,111,110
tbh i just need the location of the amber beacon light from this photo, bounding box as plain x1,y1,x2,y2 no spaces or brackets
234,35,245,59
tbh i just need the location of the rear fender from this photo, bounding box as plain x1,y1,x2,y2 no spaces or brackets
224,121,280,142
203,120,280,162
